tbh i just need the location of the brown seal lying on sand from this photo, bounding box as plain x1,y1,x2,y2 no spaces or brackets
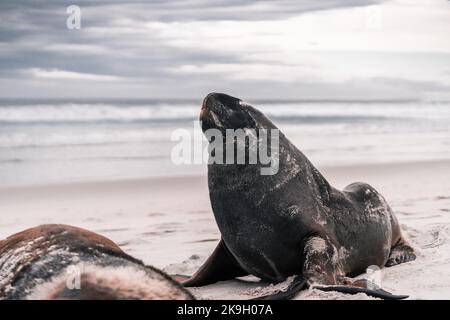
0,224,193,300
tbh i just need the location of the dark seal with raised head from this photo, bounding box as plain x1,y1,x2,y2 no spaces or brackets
182,93,415,299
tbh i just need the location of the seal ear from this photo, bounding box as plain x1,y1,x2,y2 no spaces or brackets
181,239,249,287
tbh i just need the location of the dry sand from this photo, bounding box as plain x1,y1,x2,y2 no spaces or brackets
0,160,449,299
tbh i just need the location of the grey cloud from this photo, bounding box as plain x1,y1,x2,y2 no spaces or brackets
1,0,447,100
1,1,383,23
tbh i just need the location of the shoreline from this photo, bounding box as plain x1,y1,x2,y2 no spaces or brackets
1,158,450,192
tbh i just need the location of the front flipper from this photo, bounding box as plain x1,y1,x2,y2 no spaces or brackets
252,276,307,300
181,239,248,287
252,236,339,300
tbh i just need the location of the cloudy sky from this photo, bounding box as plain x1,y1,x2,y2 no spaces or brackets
0,0,449,100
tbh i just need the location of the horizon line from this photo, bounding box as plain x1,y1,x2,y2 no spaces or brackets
0,97,447,104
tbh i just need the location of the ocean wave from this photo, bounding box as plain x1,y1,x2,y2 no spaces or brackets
0,101,449,150
0,155,167,164
0,129,176,148
1,101,449,124
0,103,199,124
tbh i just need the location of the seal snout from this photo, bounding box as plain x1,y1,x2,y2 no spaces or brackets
200,92,260,132
202,92,240,112
201,92,241,116
200,92,233,130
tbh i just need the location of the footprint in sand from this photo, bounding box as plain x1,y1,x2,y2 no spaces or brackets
155,222,183,228
118,238,150,247
147,212,165,217
96,227,129,233
141,230,176,236
186,238,219,243
188,210,210,215
396,211,415,216
420,225,448,249
84,217,103,223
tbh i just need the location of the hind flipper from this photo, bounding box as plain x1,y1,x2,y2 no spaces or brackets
385,243,416,267
314,284,408,300
250,277,408,300
314,277,408,299
181,239,248,287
